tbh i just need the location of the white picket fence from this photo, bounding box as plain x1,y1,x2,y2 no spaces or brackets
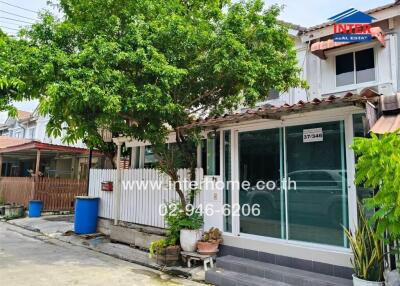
89,168,204,228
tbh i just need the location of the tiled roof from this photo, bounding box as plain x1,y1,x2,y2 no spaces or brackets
17,110,32,121
182,91,378,130
301,2,399,33
0,136,101,155
0,136,32,148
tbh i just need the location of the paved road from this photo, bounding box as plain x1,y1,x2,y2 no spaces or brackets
0,222,203,286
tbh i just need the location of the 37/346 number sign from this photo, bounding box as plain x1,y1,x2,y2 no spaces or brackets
303,128,323,143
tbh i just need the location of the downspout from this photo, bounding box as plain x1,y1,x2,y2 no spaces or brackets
113,141,122,225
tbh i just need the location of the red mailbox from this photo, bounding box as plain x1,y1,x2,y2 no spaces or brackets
101,181,113,191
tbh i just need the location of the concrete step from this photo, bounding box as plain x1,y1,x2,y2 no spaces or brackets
206,268,292,286
213,255,353,286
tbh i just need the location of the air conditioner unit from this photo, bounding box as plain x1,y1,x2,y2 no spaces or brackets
377,83,393,96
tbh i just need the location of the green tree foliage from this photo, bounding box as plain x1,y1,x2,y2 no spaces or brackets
3,0,306,207
352,133,400,240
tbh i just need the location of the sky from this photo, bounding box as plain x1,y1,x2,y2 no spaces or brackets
0,0,395,121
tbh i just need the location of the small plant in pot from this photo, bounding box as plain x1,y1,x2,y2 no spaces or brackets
344,204,384,286
164,202,203,252
197,227,223,255
149,237,180,267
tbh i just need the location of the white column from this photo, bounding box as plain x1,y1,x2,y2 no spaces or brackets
345,114,357,235
114,142,122,225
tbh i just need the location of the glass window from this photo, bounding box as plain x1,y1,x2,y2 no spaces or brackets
201,132,220,176
144,146,157,168
28,128,35,139
336,48,375,87
239,128,284,238
131,147,140,169
285,121,348,247
223,130,232,232
336,52,354,86
356,49,375,84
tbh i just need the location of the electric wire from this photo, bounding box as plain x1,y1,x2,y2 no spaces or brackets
0,16,33,25
0,0,38,14
0,25,18,31
0,9,36,21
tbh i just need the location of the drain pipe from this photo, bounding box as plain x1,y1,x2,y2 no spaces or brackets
113,141,122,225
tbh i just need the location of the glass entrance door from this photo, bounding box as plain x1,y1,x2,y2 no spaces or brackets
285,121,348,247
236,120,349,247
238,128,285,238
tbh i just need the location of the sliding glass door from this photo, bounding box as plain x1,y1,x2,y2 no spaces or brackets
237,120,348,247
238,128,285,238
285,121,348,247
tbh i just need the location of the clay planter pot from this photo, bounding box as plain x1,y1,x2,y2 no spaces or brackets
197,241,219,255
155,245,181,267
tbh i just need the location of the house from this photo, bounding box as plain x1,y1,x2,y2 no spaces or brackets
0,108,110,178
90,1,400,283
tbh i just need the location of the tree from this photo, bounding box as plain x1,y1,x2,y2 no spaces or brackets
0,31,25,117
3,0,306,209
352,133,400,240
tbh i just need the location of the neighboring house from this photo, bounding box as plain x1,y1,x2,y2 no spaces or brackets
92,1,400,283
0,108,109,178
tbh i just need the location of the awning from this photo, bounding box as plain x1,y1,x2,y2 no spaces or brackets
311,27,386,59
181,90,378,130
370,114,400,134
370,93,400,134
0,136,102,155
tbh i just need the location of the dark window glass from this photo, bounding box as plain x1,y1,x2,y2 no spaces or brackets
286,121,348,247
355,48,375,83
202,132,220,176
144,146,157,168
223,130,232,232
239,128,284,238
336,52,354,86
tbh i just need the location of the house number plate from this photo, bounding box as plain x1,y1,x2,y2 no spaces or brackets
303,128,323,143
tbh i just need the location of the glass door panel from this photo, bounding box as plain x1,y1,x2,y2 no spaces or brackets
285,121,348,247
239,128,284,238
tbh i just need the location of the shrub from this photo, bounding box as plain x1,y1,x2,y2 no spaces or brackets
352,133,400,240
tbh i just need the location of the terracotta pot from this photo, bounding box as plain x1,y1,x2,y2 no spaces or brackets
197,241,219,255
155,245,181,267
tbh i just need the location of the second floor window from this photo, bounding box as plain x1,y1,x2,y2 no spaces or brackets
336,48,375,87
28,128,35,139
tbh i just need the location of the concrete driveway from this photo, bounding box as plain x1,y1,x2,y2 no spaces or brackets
0,222,203,286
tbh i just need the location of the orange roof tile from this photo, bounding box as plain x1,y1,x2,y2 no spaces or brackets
17,110,32,121
0,136,32,148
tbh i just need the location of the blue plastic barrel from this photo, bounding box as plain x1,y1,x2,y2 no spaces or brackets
28,200,43,217
74,196,99,234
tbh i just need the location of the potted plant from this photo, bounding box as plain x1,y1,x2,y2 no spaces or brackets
149,238,181,267
178,211,203,252
164,202,203,252
197,227,223,255
344,205,384,286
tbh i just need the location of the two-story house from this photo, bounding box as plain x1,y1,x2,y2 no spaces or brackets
0,108,109,178
108,1,400,283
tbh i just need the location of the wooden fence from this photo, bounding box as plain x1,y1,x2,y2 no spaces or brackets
89,168,204,228
0,177,87,211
